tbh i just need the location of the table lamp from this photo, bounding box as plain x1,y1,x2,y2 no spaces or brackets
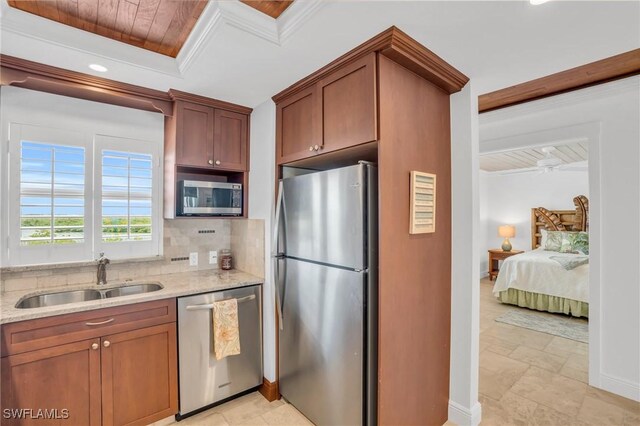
498,225,516,252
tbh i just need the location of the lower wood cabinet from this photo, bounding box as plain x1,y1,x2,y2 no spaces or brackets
0,300,178,426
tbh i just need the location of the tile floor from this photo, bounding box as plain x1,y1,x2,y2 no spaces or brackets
479,278,640,425
159,392,312,426
156,279,639,426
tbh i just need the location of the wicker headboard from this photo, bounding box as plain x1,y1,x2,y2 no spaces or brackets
531,209,580,250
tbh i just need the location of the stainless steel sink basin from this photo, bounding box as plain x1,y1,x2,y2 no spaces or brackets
104,283,163,298
16,289,103,309
15,282,164,309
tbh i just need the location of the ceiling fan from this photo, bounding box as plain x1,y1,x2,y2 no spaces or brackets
499,147,587,175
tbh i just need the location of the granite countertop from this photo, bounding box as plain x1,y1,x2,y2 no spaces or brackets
0,269,263,324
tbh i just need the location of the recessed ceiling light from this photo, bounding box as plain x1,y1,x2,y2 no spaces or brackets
530,0,551,4
89,64,108,72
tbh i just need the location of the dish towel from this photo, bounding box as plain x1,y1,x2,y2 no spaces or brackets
212,298,241,360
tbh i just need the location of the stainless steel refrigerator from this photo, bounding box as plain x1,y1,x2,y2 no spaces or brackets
274,162,377,426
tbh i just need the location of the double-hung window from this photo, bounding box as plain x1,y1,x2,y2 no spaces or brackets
6,124,161,266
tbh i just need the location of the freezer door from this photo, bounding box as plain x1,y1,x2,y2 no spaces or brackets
279,258,365,426
177,285,262,415
281,164,366,269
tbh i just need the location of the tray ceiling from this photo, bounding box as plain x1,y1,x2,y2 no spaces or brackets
7,0,207,57
480,142,588,172
240,0,293,19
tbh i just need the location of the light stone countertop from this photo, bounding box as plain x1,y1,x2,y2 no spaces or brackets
0,269,263,324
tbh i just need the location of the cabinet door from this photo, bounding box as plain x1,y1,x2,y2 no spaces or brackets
276,85,321,164
213,109,248,171
1,339,101,426
176,101,214,168
101,323,178,426
319,52,377,153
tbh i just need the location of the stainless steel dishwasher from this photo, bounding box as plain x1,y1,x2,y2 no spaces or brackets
177,284,262,418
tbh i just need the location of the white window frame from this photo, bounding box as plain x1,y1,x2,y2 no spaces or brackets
94,135,162,260
5,124,162,266
8,123,93,266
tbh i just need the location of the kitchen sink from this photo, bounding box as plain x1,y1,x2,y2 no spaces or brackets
16,289,103,309
104,283,163,298
15,282,164,309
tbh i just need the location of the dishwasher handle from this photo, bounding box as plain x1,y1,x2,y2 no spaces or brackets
185,294,256,311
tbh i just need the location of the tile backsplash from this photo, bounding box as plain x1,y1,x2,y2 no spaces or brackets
1,218,265,293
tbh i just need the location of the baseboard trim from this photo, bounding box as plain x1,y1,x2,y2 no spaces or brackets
599,373,640,402
258,377,279,402
448,400,482,426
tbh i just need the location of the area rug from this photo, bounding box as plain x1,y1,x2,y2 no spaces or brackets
495,309,588,343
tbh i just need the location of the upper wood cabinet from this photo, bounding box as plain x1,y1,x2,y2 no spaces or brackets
214,109,248,171
167,90,252,173
274,52,377,164
319,52,377,154
175,101,214,168
276,85,320,164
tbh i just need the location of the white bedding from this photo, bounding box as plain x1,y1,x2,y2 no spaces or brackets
492,249,589,303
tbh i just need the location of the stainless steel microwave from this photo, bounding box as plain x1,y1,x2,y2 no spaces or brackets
177,180,242,216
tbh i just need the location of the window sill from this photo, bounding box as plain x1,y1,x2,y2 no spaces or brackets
0,256,165,274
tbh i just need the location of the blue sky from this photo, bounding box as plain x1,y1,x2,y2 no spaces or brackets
20,142,152,218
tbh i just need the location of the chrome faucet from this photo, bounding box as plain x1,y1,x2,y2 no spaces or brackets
97,252,110,285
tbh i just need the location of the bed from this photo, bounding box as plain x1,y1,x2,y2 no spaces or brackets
492,209,589,318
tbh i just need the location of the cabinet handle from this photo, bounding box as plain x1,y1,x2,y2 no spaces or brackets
103,340,111,348
85,318,114,326
309,146,314,152
314,145,319,151
91,343,99,350
215,160,221,165
208,160,214,165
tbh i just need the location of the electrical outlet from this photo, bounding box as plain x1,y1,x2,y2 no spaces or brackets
189,252,198,267
209,250,218,265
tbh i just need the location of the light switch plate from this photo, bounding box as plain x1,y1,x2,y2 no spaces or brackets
189,252,198,266
209,251,218,265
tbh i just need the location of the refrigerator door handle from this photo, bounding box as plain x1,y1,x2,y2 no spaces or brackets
273,180,285,330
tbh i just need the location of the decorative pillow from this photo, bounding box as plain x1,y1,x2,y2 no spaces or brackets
573,195,589,232
544,231,564,252
535,207,566,231
544,231,589,255
566,231,589,255
540,229,548,248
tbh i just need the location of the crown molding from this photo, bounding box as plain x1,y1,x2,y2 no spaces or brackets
272,26,469,102
1,0,325,79
168,89,253,114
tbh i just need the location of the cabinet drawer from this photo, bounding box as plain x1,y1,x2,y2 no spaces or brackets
1,299,176,356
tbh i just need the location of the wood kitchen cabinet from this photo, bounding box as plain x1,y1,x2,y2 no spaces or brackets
1,339,102,426
0,299,177,426
274,52,377,164
175,101,214,168
276,85,320,163
164,90,252,219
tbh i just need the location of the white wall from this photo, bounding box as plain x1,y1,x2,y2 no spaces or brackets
449,83,482,426
480,76,640,402
478,169,589,275
248,100,277,382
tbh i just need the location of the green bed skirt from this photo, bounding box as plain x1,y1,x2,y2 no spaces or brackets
497,288,589,318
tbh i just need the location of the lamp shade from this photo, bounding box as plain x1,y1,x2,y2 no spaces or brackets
498,225,516,238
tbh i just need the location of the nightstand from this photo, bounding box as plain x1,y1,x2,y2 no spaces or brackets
488,249,524,281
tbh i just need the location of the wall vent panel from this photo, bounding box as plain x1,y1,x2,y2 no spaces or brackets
410,171,436,234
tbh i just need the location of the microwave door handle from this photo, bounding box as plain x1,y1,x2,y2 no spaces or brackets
273,180,285,330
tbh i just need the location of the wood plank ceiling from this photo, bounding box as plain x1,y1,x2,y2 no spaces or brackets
480,142,588,172
240,0,293,18
7,0,208,57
